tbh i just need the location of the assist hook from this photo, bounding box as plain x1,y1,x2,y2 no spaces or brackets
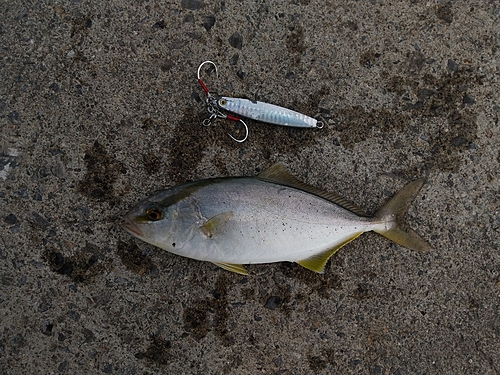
197,60,218,96
197,61,249,143
226,119,248,143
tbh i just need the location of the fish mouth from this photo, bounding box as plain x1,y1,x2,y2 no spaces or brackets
121,218,143,237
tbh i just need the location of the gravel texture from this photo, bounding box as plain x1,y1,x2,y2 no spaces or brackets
1,1,499,374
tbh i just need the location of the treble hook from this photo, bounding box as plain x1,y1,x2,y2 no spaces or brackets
197,61,249,143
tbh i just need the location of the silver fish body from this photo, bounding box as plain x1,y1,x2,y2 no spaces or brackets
122,165,431,274
217,97,319,128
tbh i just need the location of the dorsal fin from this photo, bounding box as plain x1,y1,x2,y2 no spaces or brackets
257,164,368,217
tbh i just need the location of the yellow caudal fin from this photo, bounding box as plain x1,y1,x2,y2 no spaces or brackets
373,179,432,252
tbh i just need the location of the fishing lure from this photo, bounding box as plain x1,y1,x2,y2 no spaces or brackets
197,61,323,142
217,98,321,128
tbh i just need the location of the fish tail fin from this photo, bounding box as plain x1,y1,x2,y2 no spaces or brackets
373,179,432,251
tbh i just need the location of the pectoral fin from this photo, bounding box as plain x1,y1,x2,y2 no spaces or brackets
297,233,362,273
200,211,233,238
212,262,248,275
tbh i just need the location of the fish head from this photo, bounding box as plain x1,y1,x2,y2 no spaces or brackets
121,198,176,249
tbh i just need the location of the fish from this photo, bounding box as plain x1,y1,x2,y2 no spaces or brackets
122,164,431,275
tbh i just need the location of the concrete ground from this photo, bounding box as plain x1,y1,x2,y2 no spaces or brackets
1,0,499,374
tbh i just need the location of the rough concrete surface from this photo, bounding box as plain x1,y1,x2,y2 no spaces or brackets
1,0,499,374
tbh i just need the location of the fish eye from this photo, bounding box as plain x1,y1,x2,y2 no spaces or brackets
218,99,226,107
145,207,163,221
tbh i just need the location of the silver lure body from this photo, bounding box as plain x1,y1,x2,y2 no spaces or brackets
217,97,319,128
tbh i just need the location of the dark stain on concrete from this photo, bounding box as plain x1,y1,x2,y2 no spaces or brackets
350,283,373,300
281,263,342,299
70,16,93,39
286,25,306,66
334,106,409,149
336,67,479,173
436,3,453,24
286,25,306,55
44,243,111,283
388,68,482,119
116,241,158,276
135,335,172,367
208,273,234,346
359,50,381,69
183,271,239,346
182,273,235,346
142,152,162,175
308,348,337,372
390,68,479,172
182,301,210,340
308,353,328,372
302,85,331,115
427,109,477,171
166,107,217,183
77,141,127,204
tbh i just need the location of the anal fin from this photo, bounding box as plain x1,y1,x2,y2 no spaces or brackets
213,262,248,275
297,233,362,273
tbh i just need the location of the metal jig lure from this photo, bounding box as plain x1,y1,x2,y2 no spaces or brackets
197,61,323,142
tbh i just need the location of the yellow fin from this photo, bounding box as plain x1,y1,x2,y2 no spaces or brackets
257,164,368,217
212,262,248,275
297,232,362,273
374,179,432,251
200,211,233,238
